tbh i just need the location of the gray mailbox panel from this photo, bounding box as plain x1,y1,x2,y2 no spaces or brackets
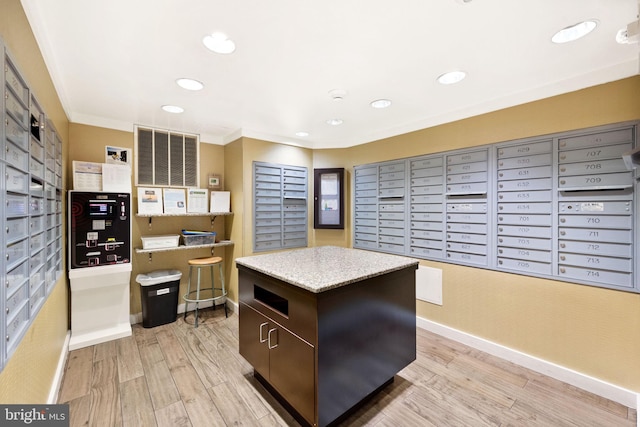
254,162,308,252
354,121,639,293
1,43,64,372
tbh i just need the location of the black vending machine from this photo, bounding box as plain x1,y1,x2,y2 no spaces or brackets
69,191,131,269
67,191,132,350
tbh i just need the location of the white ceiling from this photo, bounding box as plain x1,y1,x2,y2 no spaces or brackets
21,0,640,149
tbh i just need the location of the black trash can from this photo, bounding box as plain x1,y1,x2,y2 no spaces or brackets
136,270,182,328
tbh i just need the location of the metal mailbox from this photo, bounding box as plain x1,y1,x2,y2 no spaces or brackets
498,225,553,238
498,140,552,158
498,258,552,275
498,178,552,192
498,189,552,201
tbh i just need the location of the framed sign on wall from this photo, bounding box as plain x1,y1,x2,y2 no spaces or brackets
314,168,344,229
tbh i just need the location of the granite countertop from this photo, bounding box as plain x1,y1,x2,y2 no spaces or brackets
235,246,419,293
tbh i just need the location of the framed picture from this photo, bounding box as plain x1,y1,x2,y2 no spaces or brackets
208,174,222,190
105,146,131,165
314,168,344,229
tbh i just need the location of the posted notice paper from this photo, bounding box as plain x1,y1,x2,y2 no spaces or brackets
187,189,208,213
163,188,187,214
210,191,231,213
137,187,164,215
73,161,102,191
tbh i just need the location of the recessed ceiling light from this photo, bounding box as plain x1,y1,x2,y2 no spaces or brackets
161,105,184,113
552,20,598,44
203,32,236,54
326,119,343,126
328,89,348,101
437,70,466,85
176,78,204,91
370,99,392,109
295,131,309,137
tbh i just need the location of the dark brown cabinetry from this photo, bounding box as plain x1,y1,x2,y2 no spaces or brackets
239,302,315,423
238,258,417,427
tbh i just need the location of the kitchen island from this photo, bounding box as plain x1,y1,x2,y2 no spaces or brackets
236,246,419,427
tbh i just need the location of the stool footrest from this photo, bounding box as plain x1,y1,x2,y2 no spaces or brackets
183,289,227,303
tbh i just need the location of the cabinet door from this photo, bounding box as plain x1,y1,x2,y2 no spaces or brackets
269,326,315,425
238,303,270,379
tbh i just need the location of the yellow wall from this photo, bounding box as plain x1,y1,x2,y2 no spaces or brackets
310,150,352,248
238,137,314,256
222,137,314,299
0,0,70,403
68,123,232,314
3,0,640,404
325,77,640,391
67,78,640,394
66,131,313,315
224,139,245,301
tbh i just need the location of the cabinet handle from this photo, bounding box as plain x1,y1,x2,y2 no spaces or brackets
267,328,278,349
259,322,269,343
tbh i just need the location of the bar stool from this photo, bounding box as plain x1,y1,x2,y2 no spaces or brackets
183,256,228,327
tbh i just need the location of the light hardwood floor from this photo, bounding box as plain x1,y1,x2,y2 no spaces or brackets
58,307,637,426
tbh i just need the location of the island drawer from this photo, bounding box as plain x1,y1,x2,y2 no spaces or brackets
238,267,317,343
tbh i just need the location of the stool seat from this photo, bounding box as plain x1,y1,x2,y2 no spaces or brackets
188,256,222,266
183,256,227,327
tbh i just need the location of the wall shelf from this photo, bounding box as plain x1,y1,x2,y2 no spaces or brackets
136,211,233,227
136,211,233,218
135,241,234,261
135,211,234,261
135,240,234,254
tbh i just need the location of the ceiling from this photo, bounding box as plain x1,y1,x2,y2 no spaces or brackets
21,0,640,149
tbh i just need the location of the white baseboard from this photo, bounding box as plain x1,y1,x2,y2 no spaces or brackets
48,331,70,404
417,317,639,410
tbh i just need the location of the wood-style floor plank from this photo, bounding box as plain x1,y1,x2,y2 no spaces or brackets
170,362,214,405
207,380,264,427
93,340,117,362
214,350,274,420
173,324,227,388
133,322,159,347
90,357,118,388
58,346,94,403
402,376,498,427
116,335,144,383
448,350,529,391
155,325,191,369
88,381,122,427
340,377,412,426
526,374,631,419
155,401,191,427
67,394,91,427
88,357,122,427
120,376,157,427
139,349,182,411
255,412,291,427
58,309,637,427
157,325,228,426
516,377,635,427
